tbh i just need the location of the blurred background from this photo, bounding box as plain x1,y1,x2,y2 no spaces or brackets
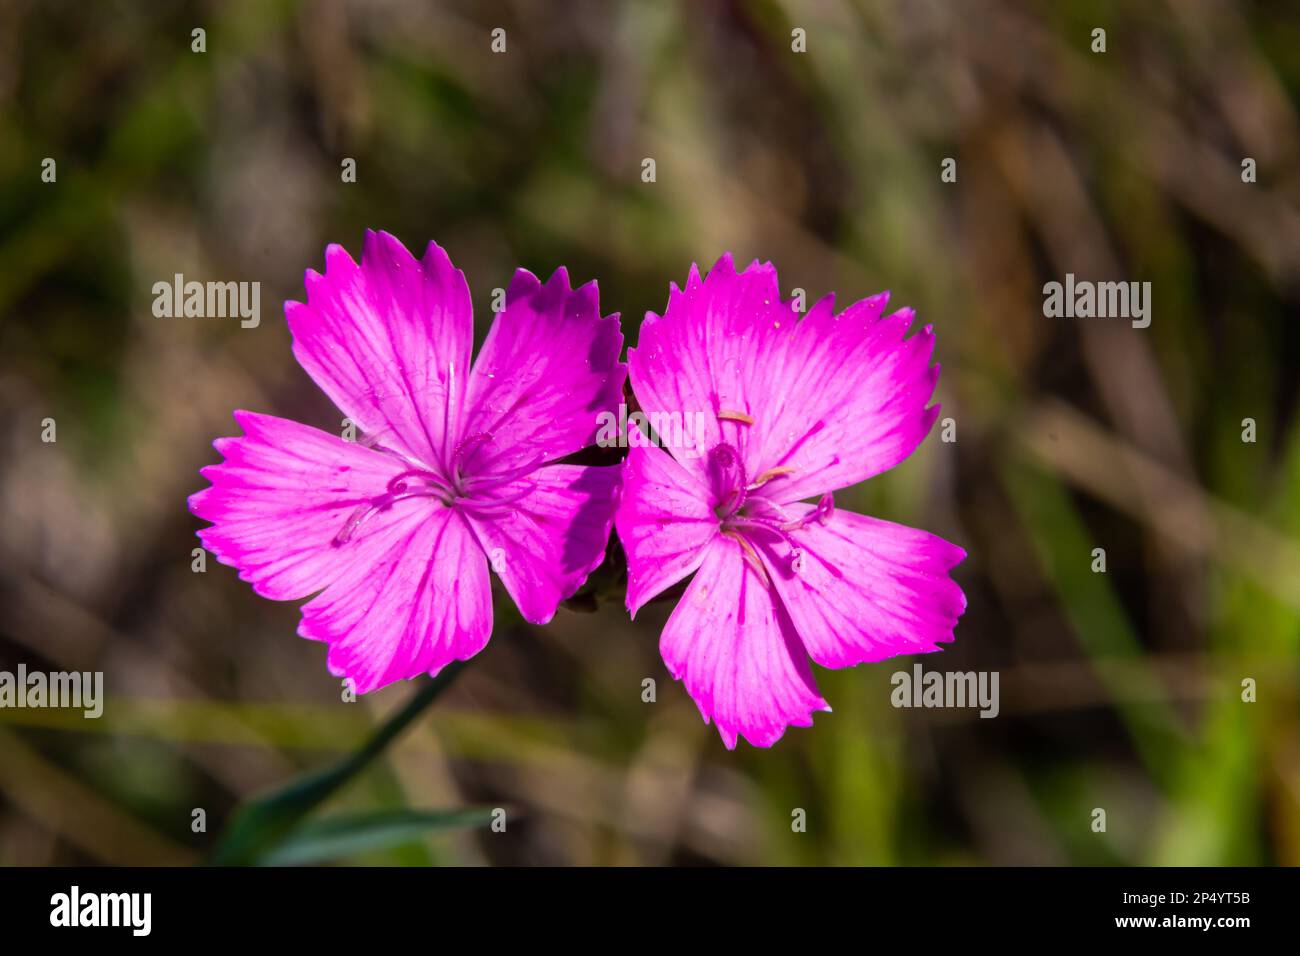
2,0,1299,866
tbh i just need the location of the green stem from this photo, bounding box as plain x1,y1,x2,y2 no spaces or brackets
210,662,466,865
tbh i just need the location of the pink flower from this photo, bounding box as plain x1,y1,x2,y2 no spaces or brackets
616,254,966,748
190,232,625,693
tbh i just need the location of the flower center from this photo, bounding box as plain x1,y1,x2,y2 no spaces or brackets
706,438,833,585
331,432,542,546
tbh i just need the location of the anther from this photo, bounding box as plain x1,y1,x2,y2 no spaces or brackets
749,465,796,489
717,409,755,425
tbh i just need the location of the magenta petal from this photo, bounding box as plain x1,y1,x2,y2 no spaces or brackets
628,254,783,482
615,438,716,617
286,231,473,470
461,268,625,476
298,505,492,694
754,297,941,503
660,537,829,749
188,410,414,600
767,506,966,668
463,463,621,624
630,254,940,499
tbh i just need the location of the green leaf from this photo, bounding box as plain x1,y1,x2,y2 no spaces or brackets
210,663,465,866
259,808,498,866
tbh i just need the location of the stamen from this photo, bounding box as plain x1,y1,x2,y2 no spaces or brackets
460,454,548,494
333,501,378,546
749,465,796,489
780,492,835,531
729,516,802,555
717,409,755,425
458,480,537,515
332,473,454,546
720,494,834,579
386,468,453,496
724,530,771,588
